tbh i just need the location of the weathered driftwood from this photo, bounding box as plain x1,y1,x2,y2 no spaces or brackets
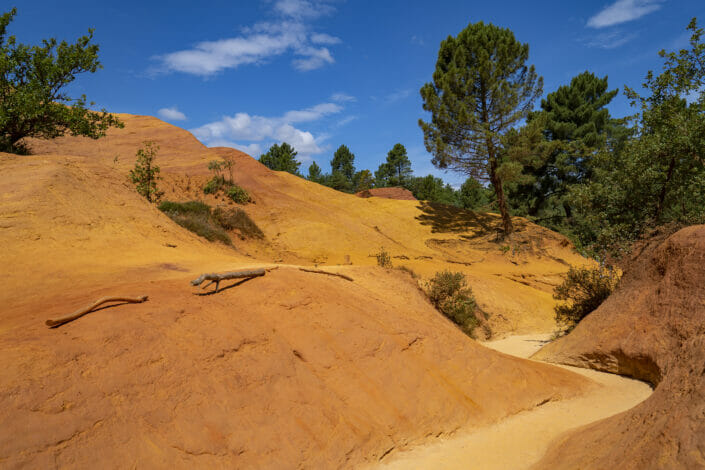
46,295,148,328
298,268,353,282
190,268,266,292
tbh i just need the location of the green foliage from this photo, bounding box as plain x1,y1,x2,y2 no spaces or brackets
419,21,543,234
328,170,354,193
259,142,301,175
226,185,250,204
212,207,264,239
157,200,210,216
375,247,392,268
203,176,224,195
130,141,163,203
203,159,250,204
307,161,324,183
554,265,620,332
567,18,705,255
331,144,356,183
354,169,374,192
508,72,619,231
158,201,232,245
458,178,491,210
427,271,479,336
406,175,460,206
0,8,123,154
376,143,412,187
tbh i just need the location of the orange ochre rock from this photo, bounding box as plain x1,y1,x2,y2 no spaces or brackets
533,225,705,470
0,114,595,468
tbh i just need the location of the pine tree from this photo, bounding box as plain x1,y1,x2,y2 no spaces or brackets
376,143,412,187
307,161,324,183
259,142,301,175
130,141,163,203
419,21,542,234
514,72,618,224
330,145,355,183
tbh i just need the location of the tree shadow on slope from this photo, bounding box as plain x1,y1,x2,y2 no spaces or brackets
415,201,501,240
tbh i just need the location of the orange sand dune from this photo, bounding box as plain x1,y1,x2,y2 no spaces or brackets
25,114,588,336
0,114,598,468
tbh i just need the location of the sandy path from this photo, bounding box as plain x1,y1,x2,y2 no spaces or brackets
369,334,653,470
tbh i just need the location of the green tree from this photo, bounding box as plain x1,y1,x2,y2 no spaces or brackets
130,141,163,203
570,18,705,254
377,143,412,187
307,161,324,183
354,169,374,192
459,178,491,210
419,21,543,234
512,72,618,227
408,175,460,206
331,145,355,182
328,170,353,192
259,142,301,175
0,8,122,154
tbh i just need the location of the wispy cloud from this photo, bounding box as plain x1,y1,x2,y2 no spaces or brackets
587,0,662,29
385,89,412,104
190,100,344,158
158,106,187,121
155,0,340,76
336,115,357,127
586,30,638,49
330,92,356,102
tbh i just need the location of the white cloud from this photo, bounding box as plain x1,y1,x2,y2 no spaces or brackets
190,100,344,158
273,0,333,20
155,1,340,75
587,0,662,29
310,33,341,45
158,106,187,121
336,115,357,127
587,30,638,49
330,92,356,102
385,89,412,104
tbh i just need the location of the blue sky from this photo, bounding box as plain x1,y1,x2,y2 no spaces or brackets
9,0,705,185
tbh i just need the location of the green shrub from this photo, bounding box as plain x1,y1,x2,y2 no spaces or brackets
375,247,392,268
427,270,479,336
158,200,232,245
158,200,210,216
213,207,264,239
226,184,250,204
553,265,620,332
203,176,224,194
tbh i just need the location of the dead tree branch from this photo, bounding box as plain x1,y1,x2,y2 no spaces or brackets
46,295,149,328
190,268,266,292
298,268,354,282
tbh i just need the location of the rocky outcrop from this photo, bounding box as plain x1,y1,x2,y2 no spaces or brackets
533,225,705,469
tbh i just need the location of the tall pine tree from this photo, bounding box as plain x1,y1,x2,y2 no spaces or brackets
419,21,542,234
512,71,618,226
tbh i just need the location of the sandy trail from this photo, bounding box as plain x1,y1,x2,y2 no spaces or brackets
370,334,653,470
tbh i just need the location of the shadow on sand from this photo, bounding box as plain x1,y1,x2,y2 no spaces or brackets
415,201,502,240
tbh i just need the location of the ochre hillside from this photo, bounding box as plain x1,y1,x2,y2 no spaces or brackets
533,225,705,469
25,114,588,336
0,113,594,468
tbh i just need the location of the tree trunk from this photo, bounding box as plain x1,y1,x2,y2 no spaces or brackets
490,160,514,235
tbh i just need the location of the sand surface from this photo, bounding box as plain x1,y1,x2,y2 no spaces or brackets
370,335,653,470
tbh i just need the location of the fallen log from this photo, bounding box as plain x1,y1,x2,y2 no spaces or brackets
190,268,266,292
46,295,148,328
298,268,353,282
